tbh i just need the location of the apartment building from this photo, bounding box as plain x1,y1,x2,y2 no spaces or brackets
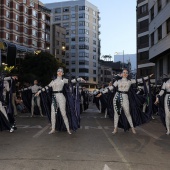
45,0,100,86
51,24,66,63
148,0,170,81
136,0,155,78
0,0,51,65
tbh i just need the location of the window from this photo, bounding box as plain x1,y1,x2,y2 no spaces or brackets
55,16,61,21
71,30,76,34
79,68,89,73
150,6,154,21
79,45,89,50
79,52,89,58
79,6,85,10
66,30,69,35
24,18,27,24
93,70,96,74
30,1,34,7
93,47,96,52
71,69,75,72
32,29,37,36
79,29,89,34
63,7,69,12
42,33,45,39
167,18,170,34
79,60,89,65
93,32,96,38
6,33,9,40
32,10,37,18
71,7,75,11
72,61,76,65
16,4,19,10
93,40,96,45
42,14,45,20
16,25,19,31
158,25,162,41
42,23,45,29
6,22,10,29
71,37,75,41
79,37,89,42
63,22,69,28
93,77,96,82
93,55,96,60
93,18,96,23
6,11,10,18
66,38,69,43
63,15,69,20
93,25,96,30
55,8,61,13
32,40,37,46
93,11,96,16
140,4,147,14
71,45,76,49
71,14,76,18
139,19,148,30
6,0,10,7
32,20,37,27
71,53,75,57
157,0,162,12
79,21,89,27
93,62,96,67
24,27,28,34
24,38,28,44
15,35,19,42
151,32,154,46
16,14,19,21
139,51,149,60
66,46,69,50
24,7,28,14
79,13,85,18
71,22,75,26
23,0,27,4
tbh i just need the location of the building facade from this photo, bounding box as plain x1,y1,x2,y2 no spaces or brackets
51,25,66,63
136,0,155,78
149,0,170,81
45,0,100,86
0,0,51,65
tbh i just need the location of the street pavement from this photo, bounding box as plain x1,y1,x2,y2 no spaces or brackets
0,103,170,170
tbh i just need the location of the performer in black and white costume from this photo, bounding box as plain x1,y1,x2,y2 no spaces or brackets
155,78,170,135
21,80,43,117
35,67,85,134
0,76,17,132
97,69,153,134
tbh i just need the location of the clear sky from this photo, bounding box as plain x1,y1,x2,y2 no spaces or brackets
41,0,137,58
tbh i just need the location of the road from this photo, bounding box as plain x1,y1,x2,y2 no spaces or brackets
0,103,170,170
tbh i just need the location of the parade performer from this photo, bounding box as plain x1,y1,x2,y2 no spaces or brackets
35,67,85,134
0,75,17,132
20,80,43,117
155,78,170,135
97,69,153,134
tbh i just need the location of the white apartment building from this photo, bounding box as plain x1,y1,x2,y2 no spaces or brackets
45,0,100,86
137,0,155,78
149,0,170,80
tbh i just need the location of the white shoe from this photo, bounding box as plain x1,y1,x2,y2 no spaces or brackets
67,130,72,134
48,130,56,134
132,128,136,134
166,131,170,135
10,128,14,133
112,128,117,134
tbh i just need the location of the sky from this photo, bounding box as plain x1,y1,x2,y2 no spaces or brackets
41,0,137,60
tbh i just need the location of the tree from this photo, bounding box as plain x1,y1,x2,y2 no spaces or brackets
20,52,65,86
101,55,112,61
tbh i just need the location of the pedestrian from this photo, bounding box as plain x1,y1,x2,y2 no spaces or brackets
97,69,153,134
21,80,43,117
155,78,170,135
35,67,86,134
